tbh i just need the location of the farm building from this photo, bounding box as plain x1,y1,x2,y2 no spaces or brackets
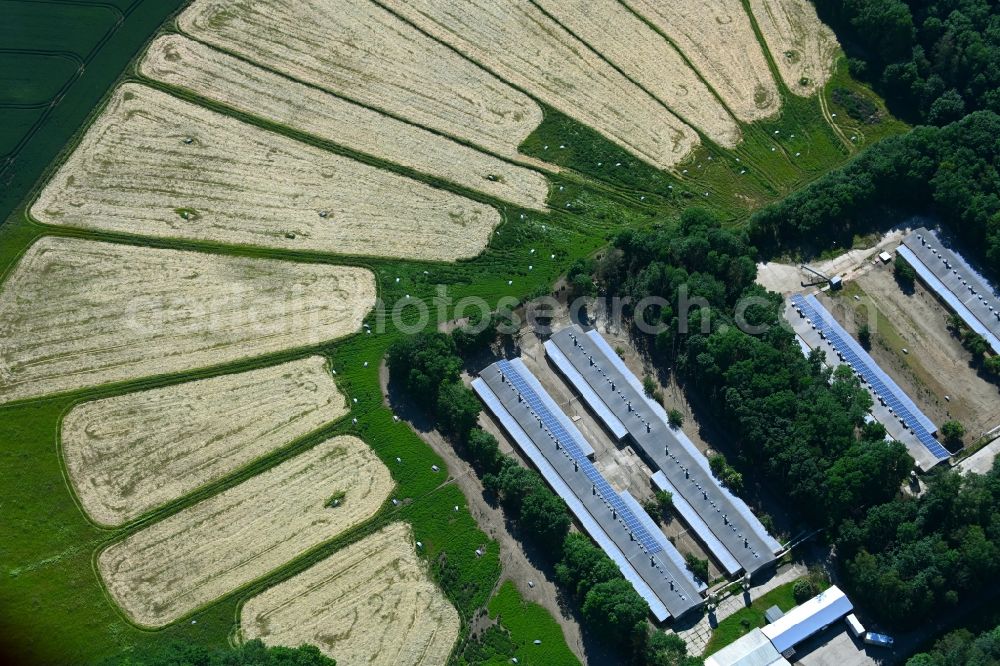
545,326,782,578
762,585,853,653
898,227,1000,355
789,293,949,469
473,357,704,622
704,628,789,666
705,586,854,666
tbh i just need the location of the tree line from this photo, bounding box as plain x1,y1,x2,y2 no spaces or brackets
907,619,1000,665
602,209,912,529
814,0,999,125
595,207,999,630
102,640,334,666
749,110,1000,275
387,330,701,666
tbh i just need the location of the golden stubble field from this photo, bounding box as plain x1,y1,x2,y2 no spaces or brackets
0,237,374,405
241,522,460,666
62,355,347,527
177,0,542,158
32,84,502,261
139,35,549,211
623,0,782,122
379,0,699,170
748,0,839,95
530,0,741,148
98,436,393,627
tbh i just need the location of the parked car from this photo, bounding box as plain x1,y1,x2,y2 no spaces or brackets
864,631,895,648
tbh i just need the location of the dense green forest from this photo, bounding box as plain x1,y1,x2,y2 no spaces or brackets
907,621,1000,664
589,208,998,631
838,461,1000,629
749,111,1000,270
602,210,912,529
814,0,999,124
387,333,702,666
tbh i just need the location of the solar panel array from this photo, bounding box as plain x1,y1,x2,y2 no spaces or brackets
496,359,663,554
900,229,1000,354
790,294,949,461
548,327,782,572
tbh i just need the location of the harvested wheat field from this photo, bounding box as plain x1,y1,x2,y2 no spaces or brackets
62,356,346,527
242,522,459,666
0,237,374,405
623,0,781,122
177,0,540,158
380,0,697,170
139,35,549,211
32,84,500,261
535,0,740,148
98,436,393,627
748,0,839,95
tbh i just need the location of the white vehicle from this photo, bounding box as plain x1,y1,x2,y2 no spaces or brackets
845,613,865,638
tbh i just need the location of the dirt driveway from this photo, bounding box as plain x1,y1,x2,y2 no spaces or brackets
379,361,591,664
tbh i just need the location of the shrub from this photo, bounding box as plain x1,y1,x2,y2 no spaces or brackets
894,255,916,289
793,579,816,604
941,420,966,448
436,381,482,440
685,554,709,584
858,323,871,349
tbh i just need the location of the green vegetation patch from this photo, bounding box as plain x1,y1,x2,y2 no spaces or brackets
0,53,80,106
703,577,830,654
487,582,580,666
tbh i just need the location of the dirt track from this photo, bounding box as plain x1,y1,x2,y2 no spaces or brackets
379,360,588,663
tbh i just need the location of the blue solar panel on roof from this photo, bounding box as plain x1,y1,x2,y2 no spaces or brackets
496,360,664,552
791,295,948,460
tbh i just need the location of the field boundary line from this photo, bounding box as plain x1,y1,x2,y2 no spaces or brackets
163,28,559,179
527,0,724,162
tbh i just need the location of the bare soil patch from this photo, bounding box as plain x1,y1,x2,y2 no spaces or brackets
32,84,500,261
821,266,1000,441
748,0,839,96
177,0,541,158
623,0,781,122
98,436,392,627
139,35,549,211
380,0,699,170
0,236,374,404
241,522,459,666
62,356,346,527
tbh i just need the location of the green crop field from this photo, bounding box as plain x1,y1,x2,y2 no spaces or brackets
0,1,905,664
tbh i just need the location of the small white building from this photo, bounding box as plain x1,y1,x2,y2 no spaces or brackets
762,586,853,653
704,586,855,665
704,628,790,666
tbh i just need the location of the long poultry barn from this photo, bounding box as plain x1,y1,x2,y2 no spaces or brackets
472,357,704,622
898,227,1000,355
545,325,782,578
